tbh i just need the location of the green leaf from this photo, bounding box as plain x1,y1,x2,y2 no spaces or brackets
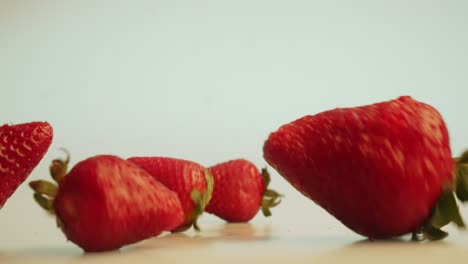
49,148,70,183
264,189,282,198
33,193,54,214
456,165,468,202
29,180,58,197
182,170,214,232
261,167,271,189
200,170,214,210
190,189,204,222
415,150,468,242
190,190,202,205
260,167,283,217
430,189,465,228
266,195,282,206
430,204,449,229
457,150,468,164
261,204,272,217
422,223,449,241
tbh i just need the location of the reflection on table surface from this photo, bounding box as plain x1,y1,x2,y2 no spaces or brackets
1,222,467,264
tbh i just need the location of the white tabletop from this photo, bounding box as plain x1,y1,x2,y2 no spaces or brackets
2,188,468,264
1,219,467,264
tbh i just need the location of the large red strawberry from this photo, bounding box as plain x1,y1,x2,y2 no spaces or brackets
263,96,468,240
30,154,184,252
127,157,213,231
1,121,53,208
205,159,282,222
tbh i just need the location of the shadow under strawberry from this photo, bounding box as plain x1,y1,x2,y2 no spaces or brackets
127,223,275,253
4,245,82,258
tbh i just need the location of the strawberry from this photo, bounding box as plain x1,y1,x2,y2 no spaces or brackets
30,154,184,252
205,159,282,222
127,157,213,231
263,96,468,240
1,121,53,208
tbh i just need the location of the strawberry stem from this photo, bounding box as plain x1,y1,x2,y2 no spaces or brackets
30,179,59,215
174,169,214,233
261,168,283,217
30,149,70,216
189,189,204,231
50,148,70,183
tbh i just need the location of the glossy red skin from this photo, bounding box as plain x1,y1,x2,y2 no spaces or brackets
54,155,184,252
263,96,453,239
205,159,265,222
0,122,53,208
127,157,209,228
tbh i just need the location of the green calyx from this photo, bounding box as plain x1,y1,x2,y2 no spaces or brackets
29,148,70,215
454,151,468,202
412,150,468,241
260,168,283,217
174,170,214,232
49,148,70,183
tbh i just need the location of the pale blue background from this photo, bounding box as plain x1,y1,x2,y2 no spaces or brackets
1,0,467,249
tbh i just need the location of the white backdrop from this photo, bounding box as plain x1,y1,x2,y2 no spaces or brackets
1,0,468,252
